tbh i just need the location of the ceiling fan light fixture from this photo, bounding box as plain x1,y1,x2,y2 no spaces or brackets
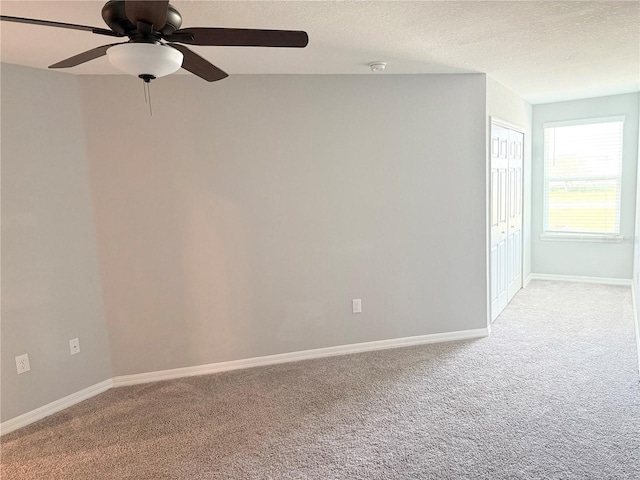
106,43,183,79
1,1,308,83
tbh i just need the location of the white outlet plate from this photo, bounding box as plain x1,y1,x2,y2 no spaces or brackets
352,298,362,314
16,353,30,374
69,338,81,355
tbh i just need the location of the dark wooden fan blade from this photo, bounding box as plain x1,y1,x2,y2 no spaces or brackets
125,0,169,31
169,27,309,48
0,15,122,37
168,44,228,82
49,43,122,69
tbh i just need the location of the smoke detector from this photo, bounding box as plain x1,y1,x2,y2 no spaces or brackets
369,62,387,72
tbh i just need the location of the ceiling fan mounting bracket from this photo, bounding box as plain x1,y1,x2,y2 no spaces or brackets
128,33,162,44
101,0,182,36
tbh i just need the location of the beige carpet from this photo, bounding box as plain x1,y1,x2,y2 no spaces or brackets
2,281,639,479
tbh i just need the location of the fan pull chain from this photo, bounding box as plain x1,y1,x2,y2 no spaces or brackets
139,75,155,117
146,81,153,116
142,80,153,116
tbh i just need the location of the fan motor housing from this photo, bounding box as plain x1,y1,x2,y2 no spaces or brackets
101,0,182,36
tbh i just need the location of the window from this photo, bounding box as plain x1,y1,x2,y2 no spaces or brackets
543,116,624,239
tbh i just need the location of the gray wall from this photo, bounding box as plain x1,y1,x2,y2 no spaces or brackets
486,77,533,282
1,65,112,422
531,93,639,279
78,74,489,376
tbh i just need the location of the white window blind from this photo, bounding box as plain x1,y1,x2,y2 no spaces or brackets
543,116,624,236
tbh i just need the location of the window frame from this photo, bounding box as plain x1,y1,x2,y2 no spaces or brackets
541,115,625,243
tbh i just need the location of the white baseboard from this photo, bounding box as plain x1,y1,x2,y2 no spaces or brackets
0,379,113,436
0,328,488,434
112,328,489,387
523,274,533,288
528,273,633,286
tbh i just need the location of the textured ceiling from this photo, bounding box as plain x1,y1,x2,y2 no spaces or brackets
1,1,638,104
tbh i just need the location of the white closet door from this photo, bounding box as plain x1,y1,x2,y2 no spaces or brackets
490,122,523,322
490,124,509,321
507,130,523,301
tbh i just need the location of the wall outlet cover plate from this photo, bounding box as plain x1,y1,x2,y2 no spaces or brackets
352,299,362,314
69,338,81,355
16,353,31,374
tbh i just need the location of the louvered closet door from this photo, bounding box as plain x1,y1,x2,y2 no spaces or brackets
490,121,524,322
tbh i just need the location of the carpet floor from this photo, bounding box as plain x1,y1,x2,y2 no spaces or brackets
2,281,639,479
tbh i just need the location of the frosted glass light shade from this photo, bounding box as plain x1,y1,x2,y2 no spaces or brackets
107,43,183,78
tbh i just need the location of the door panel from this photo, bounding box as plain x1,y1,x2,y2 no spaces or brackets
490,124,509,321
498,240,507,294
490,123,523,321
491,171,498,227
490,245,498,304
507,129,523,301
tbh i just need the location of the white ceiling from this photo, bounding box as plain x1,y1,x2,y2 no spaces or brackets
1,1,638,104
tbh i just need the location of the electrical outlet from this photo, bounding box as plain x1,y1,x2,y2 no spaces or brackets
16,354,30,374
352,298,362,314
69,338,81,355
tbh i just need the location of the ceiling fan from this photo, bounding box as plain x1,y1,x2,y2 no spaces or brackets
0,0,309,83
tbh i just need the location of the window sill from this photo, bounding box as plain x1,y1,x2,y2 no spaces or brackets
540,233,623,243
